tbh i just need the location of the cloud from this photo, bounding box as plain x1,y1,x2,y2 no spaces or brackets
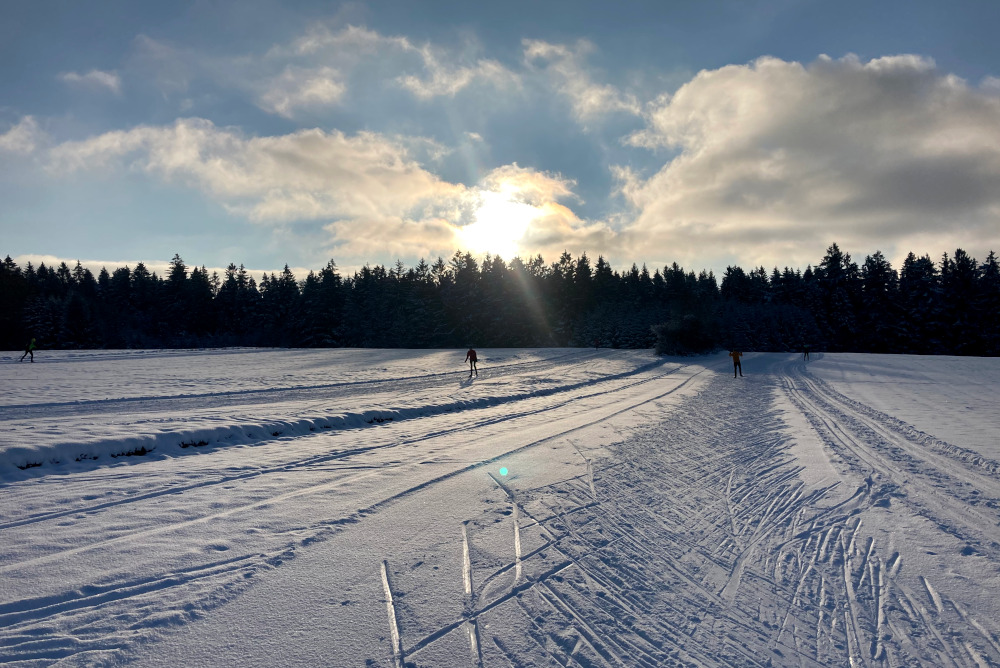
252,24,519,117
326,164,610,264
48,118,463,223
617,54,1000,270
58,69,122,94
397,44,519,100
523,39,640,126
324,215,460,260
456,164,616,261
0,116,46,155
254,25,408,117
257,66,346,118
279,23,409,58
41,116,617,266
480,163,578,205
42,118,474,265
131,33,353,118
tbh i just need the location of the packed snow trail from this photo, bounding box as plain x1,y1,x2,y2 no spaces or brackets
1,350,999,667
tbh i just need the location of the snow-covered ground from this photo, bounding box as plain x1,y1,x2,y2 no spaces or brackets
1,348,999,667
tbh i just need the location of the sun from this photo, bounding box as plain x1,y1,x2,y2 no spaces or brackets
459,189,539,259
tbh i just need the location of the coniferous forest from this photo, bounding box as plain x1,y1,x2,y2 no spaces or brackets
2,243,998,356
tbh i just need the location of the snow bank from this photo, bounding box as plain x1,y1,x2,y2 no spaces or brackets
0,348,667,480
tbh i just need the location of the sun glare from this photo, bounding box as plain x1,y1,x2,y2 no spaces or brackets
460,189,539,259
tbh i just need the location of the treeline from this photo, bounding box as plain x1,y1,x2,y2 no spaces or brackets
1,244,998,355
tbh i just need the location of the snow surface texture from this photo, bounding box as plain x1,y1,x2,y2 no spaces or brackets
1,348,999,667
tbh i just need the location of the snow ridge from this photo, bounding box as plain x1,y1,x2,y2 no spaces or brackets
0,355,675,478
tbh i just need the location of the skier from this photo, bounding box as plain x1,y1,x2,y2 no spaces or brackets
465,348,478,377
803,343,810,361
729,350,743,377
19,338,37,363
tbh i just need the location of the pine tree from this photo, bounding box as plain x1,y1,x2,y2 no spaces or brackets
188,266,216,338
898,253,940,353
815,243,861,351
859,251,899,353
940,249,980,354
0,256,29,349
978,251,1000,355
298,260,344,346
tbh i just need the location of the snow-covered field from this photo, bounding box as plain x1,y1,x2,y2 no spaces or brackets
2,348,999,667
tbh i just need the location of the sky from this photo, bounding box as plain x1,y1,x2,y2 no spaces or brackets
3,0,1000,280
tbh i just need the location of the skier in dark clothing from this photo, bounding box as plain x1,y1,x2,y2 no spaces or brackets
19,338,36,363
465,348,478,377
803,344,810,361
729,350,743,377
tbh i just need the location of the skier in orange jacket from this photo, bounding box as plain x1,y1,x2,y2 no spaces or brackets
729,350,743,377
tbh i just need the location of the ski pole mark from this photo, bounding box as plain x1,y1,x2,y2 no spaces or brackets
462,522,473,602
921,576,943,615
513,503,523,585
380,560,404,668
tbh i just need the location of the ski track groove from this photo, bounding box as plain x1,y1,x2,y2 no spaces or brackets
780,359,1000,667
784,367,1000,549
0,550,273,665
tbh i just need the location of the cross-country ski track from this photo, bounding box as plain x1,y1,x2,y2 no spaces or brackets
1,348,999,667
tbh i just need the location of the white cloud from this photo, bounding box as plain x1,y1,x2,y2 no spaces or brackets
252,25,409,117
257,66,346,118
43,118,474,265
456,164,614,261
265,23,519,109
0,116,46,155
48,118,463,224
398,44,519,100
279,23,409,58
617,54,1000,270
480,163,578,205
324,215,461,260
523,39,640,126
58,69,122,94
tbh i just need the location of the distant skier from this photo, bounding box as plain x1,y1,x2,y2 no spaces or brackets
729,350,743,377
803,344,810,361
19,338,37,363
465,348,478,377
